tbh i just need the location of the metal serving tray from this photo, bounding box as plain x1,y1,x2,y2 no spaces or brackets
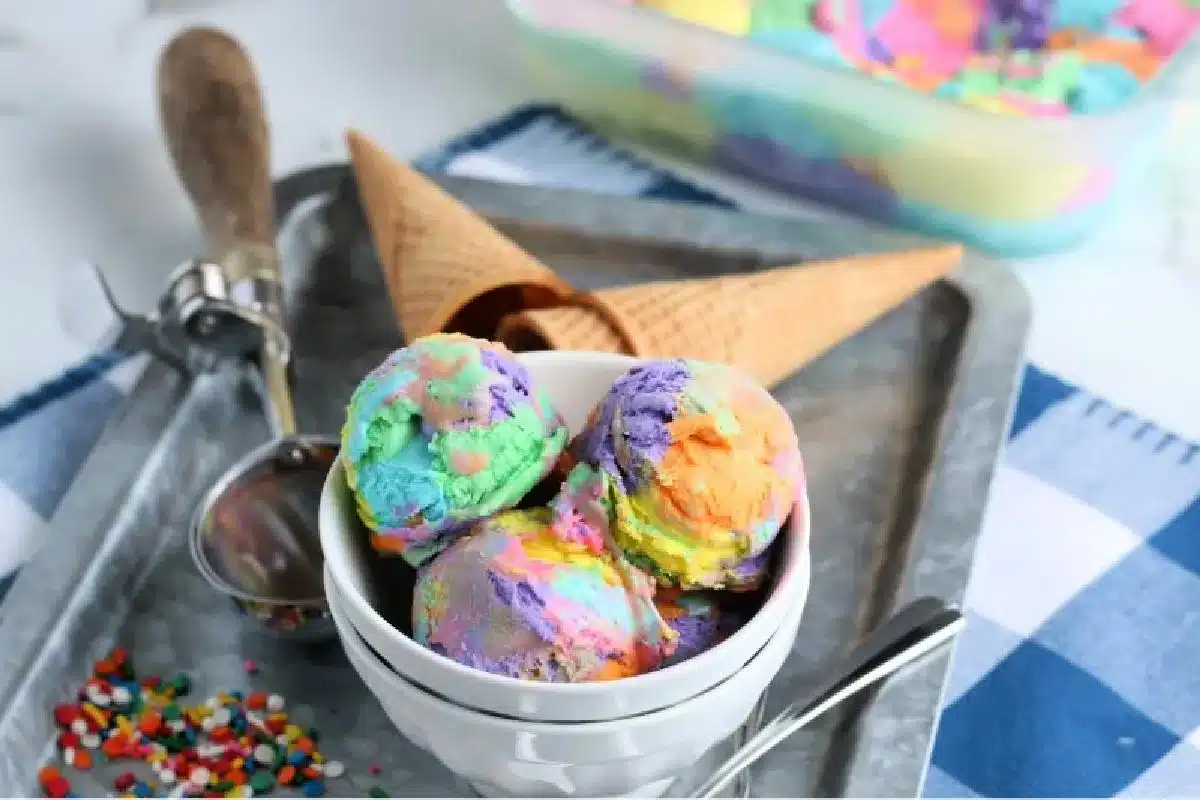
0,166,1029,798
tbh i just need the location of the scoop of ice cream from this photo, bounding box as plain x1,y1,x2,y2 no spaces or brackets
655,590,742,665
551,358,803,590
412,508,676,682
341,334,568,567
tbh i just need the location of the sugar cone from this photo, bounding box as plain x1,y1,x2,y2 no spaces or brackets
496,244,962,387
346,129,573,339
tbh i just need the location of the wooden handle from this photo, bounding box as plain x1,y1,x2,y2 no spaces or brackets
158,27,276,262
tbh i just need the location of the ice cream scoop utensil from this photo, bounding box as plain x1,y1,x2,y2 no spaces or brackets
691,597,965,799
157,26,337,638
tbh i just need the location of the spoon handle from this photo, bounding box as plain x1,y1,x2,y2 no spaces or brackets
691,598,966,799
158,26,277,268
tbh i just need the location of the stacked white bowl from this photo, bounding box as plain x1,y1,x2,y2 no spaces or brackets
319,352,812,798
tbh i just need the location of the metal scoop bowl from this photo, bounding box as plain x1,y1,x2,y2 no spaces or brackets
189,423,339,641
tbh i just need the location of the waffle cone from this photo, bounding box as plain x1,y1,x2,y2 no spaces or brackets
495,303,629,355
346,129,573,339
497,244,962,387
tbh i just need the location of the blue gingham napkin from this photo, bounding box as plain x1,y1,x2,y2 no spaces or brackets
3,105,1198,797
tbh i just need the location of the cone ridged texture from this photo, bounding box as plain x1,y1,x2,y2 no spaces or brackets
497,245,962,387
346,129,573,339
495,303,628,355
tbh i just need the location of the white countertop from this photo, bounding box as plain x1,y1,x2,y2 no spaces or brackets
2,0,1198,439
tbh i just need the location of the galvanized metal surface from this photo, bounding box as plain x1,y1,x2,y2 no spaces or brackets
0,166,1030,797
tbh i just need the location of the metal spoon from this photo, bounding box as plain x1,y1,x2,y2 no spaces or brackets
690,597,966,799
728,692,768,798
157,26,338,639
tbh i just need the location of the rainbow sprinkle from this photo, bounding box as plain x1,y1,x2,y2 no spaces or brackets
41,648,377,799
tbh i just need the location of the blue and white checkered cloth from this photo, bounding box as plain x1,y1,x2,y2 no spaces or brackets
2,105,1197,797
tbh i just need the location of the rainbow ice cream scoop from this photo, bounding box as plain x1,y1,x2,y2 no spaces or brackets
551,359,803,591
412,508,676,682
340,334,569,567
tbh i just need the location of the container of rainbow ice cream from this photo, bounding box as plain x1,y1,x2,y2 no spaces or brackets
506,0,1200,256
551,358,804,591
340,334,569,568
412,508,676,682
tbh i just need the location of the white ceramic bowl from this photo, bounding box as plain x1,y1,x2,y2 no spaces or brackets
320,351,812,722
327,565,808,798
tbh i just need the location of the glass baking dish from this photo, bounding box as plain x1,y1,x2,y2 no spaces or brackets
505,0,1200,256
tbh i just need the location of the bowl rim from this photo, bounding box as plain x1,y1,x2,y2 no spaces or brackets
326,559,808,735
319,349,812,699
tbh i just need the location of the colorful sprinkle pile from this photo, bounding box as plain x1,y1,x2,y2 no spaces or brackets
636,0,1200,116
40,648,388,799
